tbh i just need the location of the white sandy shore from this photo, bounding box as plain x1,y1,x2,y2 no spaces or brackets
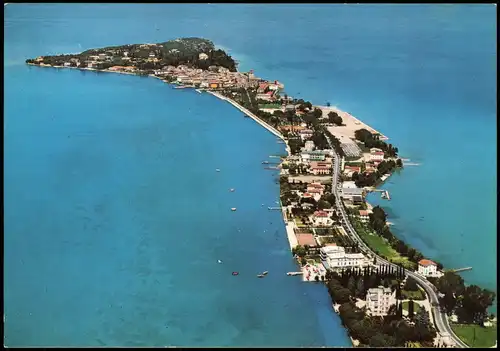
318,105,388,142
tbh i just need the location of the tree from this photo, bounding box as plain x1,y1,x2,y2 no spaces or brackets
396,158,403,167
293,245,307,257
347,276,357,294
436,271,465,297
459,285,496,325
315,275,320,282
355,277,365,298
404,277,419,292
313,108,323,118
440,290,457,315
317,199,331,210
408,299,415,320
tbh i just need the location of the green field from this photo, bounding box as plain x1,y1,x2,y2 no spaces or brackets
351,217,414,269
402,301,421,313
451,323,497,348
401,289,425,300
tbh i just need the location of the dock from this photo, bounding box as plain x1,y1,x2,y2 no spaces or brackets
450,267,472,273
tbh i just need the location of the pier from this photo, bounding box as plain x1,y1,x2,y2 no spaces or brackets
264,166,279,170
450,267,472,273
371,189,391,200
268,206,281,210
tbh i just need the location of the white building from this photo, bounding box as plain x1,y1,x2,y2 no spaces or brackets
199,53,209,60
306,182,325,196
366,286,397,316
320,246,366,270
358,210,370,222
370,147,385,162
312,210,331,226
303,140,315,152
299,129,314,141
418,259,439,277
341,183,364,203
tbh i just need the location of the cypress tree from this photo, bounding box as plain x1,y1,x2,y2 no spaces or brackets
408,299,415,320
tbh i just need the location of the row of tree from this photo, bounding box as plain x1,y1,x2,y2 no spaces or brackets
354,128,399,157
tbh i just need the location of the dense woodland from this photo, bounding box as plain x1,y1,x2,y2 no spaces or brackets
26,38,237,72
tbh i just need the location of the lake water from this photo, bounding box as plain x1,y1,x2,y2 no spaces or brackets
4,3,496,347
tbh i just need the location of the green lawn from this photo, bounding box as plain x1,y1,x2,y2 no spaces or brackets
401,289,425,301
402,300,421,313
351,217,414,269
451,323,497,348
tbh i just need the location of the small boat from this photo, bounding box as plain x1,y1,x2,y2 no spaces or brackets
231,208,237,211
232,272,239,276
262,161,269,164
262,271,269,275
216,169,220,172
230,188,235,192
257,274,265,278
217,260,223,264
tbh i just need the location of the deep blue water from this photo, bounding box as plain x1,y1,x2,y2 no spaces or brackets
4,3,496,346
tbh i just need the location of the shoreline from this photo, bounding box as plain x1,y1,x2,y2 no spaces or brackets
27,61,462,348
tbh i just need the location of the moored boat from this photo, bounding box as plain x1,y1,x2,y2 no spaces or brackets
231,208,237,211
257,274,264,278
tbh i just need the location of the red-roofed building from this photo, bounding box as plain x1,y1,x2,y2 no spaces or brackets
310,162,332,175
313,211,331,226
418,259,438,277
358,210,370,222
257,83,269,93
370,149,385,162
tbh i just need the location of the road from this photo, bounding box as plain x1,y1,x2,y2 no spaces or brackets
326,137,468,348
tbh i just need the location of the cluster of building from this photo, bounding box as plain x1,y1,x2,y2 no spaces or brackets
154,64,261,90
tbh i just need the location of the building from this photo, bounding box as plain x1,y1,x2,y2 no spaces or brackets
257,82,269,93
341,184,364,203
312,211,331,226
285,104,296,112
302,151,326,162
366,286,397,316
320,246,366,270
299,129,314,141
358,210,370,222
343,165,362,177
209,82,219,89
307,182,325,196
198,53,209,60
278,125,305,133
310,162,331,175
370,148,385,162
303,140,315,152
418,259,438,277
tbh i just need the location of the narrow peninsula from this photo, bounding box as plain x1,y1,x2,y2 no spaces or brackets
26,37,497,348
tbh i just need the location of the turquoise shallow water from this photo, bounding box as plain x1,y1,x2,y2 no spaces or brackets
4,3,496,346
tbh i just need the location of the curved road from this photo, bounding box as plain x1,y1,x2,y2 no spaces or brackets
327,139,468,348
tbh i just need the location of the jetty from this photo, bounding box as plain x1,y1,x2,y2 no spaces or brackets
287,272,303,276
450,267,472,273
